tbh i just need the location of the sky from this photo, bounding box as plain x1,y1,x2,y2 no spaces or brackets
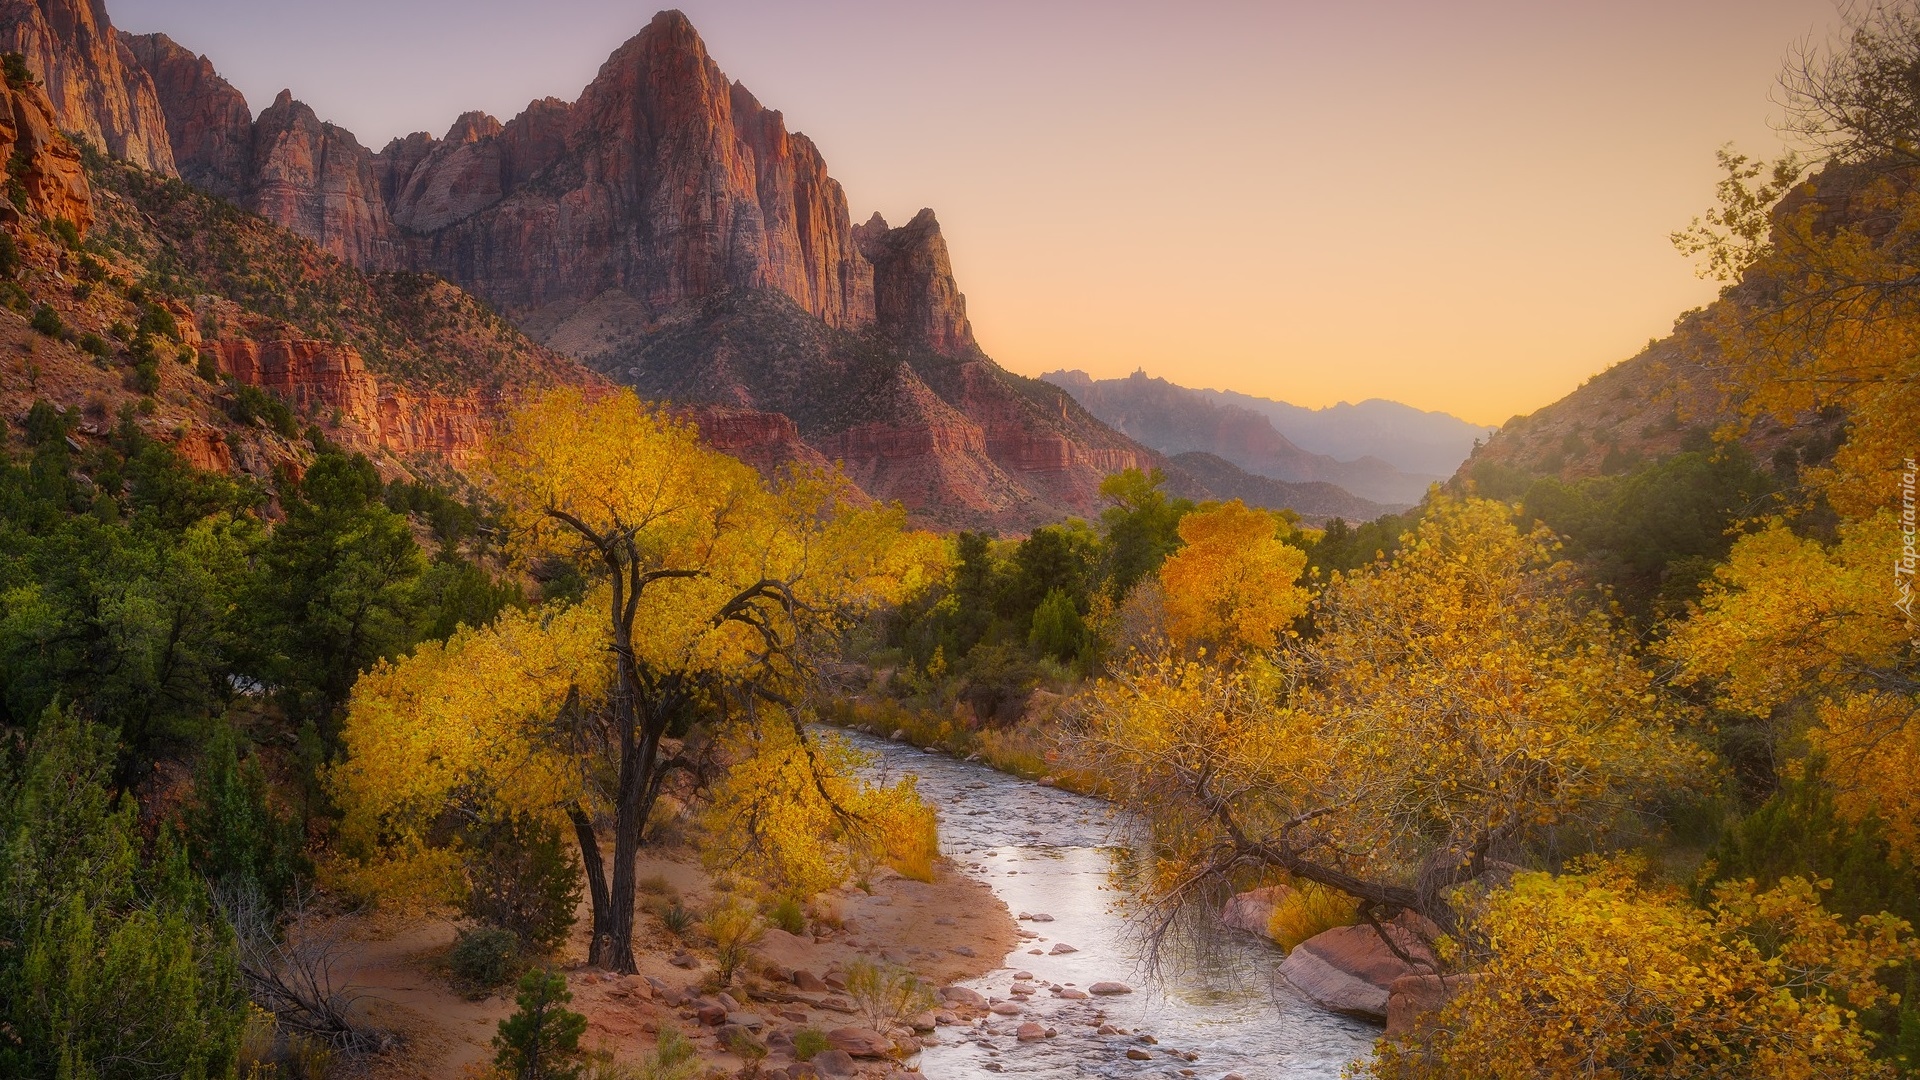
108,0,1848,425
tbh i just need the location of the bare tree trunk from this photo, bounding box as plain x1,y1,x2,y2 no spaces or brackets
567,803,613,968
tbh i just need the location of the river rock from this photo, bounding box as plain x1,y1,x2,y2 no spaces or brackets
811,1050,858,1077
1059,988,1088,1000
1126,1048,1152,1060
1016,1022,1046,1041
1278,924,1437,1021
910,1011,936,1033
939,985,986,1009
1088,982,1133,995
1385,973,1477,1036
1219,885,1290,938
826,1027,893,1058
1049,943,1078,954
990,1002,1024,1016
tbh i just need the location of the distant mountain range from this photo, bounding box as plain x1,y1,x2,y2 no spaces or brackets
1041,370,1488,507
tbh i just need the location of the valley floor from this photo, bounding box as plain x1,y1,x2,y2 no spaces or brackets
331,843,1015,1079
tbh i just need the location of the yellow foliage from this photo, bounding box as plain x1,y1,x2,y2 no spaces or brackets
326,599,610,898
1158,500,1308,655
1081,496,1703,926
1664,512,1920,856
1267,880,1356,952
701,721,939,898
1367,866,1920,1080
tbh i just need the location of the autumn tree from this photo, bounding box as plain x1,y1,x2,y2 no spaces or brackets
1077,497,1702,943
1664,513,1920,857
1367,862,1919,1080
1156,499,1308,655
332,388,938,973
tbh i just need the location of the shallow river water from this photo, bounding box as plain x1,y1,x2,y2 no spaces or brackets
842,731,1375,1080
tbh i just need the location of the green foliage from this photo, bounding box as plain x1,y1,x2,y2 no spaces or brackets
1306,510,1418,576
0,230,18,278
1098,467,1192,598
184,726,307,911
138,300,182,342
129,356,161,394
1,52,33,90
223,382,297,438
49,216,80,250
766,896,806,935
451,925,522,990
77,330,109,357
1027,586,1087,661
28,300,63,337
1522,445,1779,622
792,1027,830,1062
196,348,220,382
635,1027,697,1080
0,705,246,1079
493,968,587,1080
22,397,75,446
459,812,581,952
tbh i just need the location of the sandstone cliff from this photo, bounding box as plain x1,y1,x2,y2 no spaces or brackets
0,58,91,229
0,0,170,171
118,31,249,199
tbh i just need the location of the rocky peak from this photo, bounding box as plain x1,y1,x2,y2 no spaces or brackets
444,109,500,144
856,208,975,355
118,31,249,198
0,0,172,171
249,90,397,267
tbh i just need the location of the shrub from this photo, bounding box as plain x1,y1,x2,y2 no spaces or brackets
128,358,159,394
28,302,62,337
844,959,934,1034
22,398,75,446
76,331,108,357
638,873,676,896
196,349,219,382
138,301,181,342
0,231,17,278
49,216,79,249
493,968,586,1080
703,899,765,986
183,727,307,911
1,53,32,91
1268,880,1356,951
225,382,297,438
451,926,521,990
636,1027,697,1080
766,897,805,936
651,899,693,937
460,813,582,952
792,1027,830,1062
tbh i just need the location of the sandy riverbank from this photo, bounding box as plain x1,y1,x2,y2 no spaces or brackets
336,842,1017,1079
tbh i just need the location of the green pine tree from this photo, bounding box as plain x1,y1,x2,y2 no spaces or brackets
493,968,587,1080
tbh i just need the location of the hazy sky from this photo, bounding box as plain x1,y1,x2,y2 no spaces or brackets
109,0,1844,424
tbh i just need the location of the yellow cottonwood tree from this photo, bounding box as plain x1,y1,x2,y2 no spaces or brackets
1079,497,1702,941
1368,863,1919,1080
1664,513,1920,856
1157,500,1309,656
334,388,939,972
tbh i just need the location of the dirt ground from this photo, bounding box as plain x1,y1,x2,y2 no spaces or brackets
336,844,1017,1079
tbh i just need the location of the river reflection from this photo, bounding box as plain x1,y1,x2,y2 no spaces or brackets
843,730,1375,1080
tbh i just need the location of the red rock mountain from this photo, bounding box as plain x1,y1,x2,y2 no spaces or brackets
3,0,1380,528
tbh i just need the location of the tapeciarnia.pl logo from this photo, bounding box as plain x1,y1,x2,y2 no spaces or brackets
1899,458,1918,629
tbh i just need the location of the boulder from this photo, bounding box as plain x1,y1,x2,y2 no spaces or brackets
793,969,828,992
1385,973,1477,1037
938,985,987,1010
990,1002,1024,1016
1219,885,1291,939
1278,924,1437,1021
1015,1022,1046,1042
826,1027,893,1058
1088,982,1133,995
754,928,817,973
1049,943,1078,955
810,1050,858,1077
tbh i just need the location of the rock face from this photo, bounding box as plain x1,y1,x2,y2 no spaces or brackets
0,62,90,229
89,3,1210,526
1278,924,1437,1021
0,0,173,172
118,32,249,199
855,209,973,355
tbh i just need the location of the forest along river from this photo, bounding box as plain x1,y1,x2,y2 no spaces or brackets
841,730,1375,1079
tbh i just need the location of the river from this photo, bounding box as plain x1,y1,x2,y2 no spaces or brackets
842,730,1376,1080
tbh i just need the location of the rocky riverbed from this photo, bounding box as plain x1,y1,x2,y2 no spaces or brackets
844,730,1376,1079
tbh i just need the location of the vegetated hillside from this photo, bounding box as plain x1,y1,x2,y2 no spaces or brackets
0,114,599,486
1043,368,1427,506
1459,312,1846,497
1197,388,1493,478
1166,451,1398,522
